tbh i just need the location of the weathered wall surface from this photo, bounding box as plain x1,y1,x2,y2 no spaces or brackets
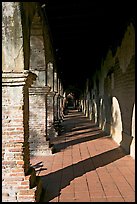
2,2,24,72
83,23,135,158
28,9,52,156
29,87,52,156
3,2,134,202
2,72,40,202
2,3,42,202
103,23,135,157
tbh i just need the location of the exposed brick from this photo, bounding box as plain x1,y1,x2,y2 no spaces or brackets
16,161,24,165
17,185,30,189
18,189,35,195
11,168,24,173
10,172,24,177
21,180,30,185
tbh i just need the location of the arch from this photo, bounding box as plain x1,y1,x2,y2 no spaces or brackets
130,103,135,158
111,97,123,145
29,10,46,86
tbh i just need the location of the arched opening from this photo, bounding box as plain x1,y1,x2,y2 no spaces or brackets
111,97,123,145
29,11,46,85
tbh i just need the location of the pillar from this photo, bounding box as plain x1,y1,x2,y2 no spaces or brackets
47,91,57,139
47,62,57,139
57,78,62,121
29,86,52,156
29,11,52,156
2,2,42,201
59,81,64,121
2,71,42,202
53,71,58,121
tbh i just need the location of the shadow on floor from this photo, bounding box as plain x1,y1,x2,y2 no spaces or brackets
63,123,98,134
51,118,106,153
40,146,126,202
30,161,48,175
52,130,107,153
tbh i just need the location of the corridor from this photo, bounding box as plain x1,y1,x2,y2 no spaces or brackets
30,110,135,202
2,2,135,202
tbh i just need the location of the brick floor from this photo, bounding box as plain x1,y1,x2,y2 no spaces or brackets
30,110,135,202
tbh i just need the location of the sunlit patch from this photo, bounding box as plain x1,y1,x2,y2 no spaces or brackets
92,100,97,124
99,98,106,131
111,97,123,145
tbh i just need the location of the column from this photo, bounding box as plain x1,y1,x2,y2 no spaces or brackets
47,62,57,140
29,86,52,156
47,91,57,140
57,78,62,121
2,71,42,202
53,71,58,121
59,82,64,121
29,12,53,156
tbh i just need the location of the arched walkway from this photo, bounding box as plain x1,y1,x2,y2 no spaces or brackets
2,2,135,202
30,110,135,202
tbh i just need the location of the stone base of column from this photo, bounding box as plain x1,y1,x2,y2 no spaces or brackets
47,124,58,139
46,92,58,143
29,86,52,156
29,140,52,156
16,167,43,202
53,94,64,137
53,120,64,136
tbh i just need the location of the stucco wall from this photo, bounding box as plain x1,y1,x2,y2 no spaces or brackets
85,23,135,158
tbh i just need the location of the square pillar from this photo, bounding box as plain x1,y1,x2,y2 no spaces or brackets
59,95,64,121
47,62,54,91
47,91,57,140
29,86,52,156
53,71,58,122
54,92,59,122
2,71,42,202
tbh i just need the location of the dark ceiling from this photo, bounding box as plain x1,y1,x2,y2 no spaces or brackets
41,1,135,92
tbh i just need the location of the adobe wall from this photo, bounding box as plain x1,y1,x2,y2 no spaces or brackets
83,23,135,158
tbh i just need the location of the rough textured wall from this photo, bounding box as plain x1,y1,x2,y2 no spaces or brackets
2,72,38,202
41,11,54,64
28,8,53,156
91,23,135,158
110,23,134,156
2,2,24,72
2,2,42,201
29,13,46,84
29,93,46,142
2,85,25,201
2,2,37,72
29,87,52,156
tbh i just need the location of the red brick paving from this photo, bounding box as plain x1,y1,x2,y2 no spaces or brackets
30,110,135,202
